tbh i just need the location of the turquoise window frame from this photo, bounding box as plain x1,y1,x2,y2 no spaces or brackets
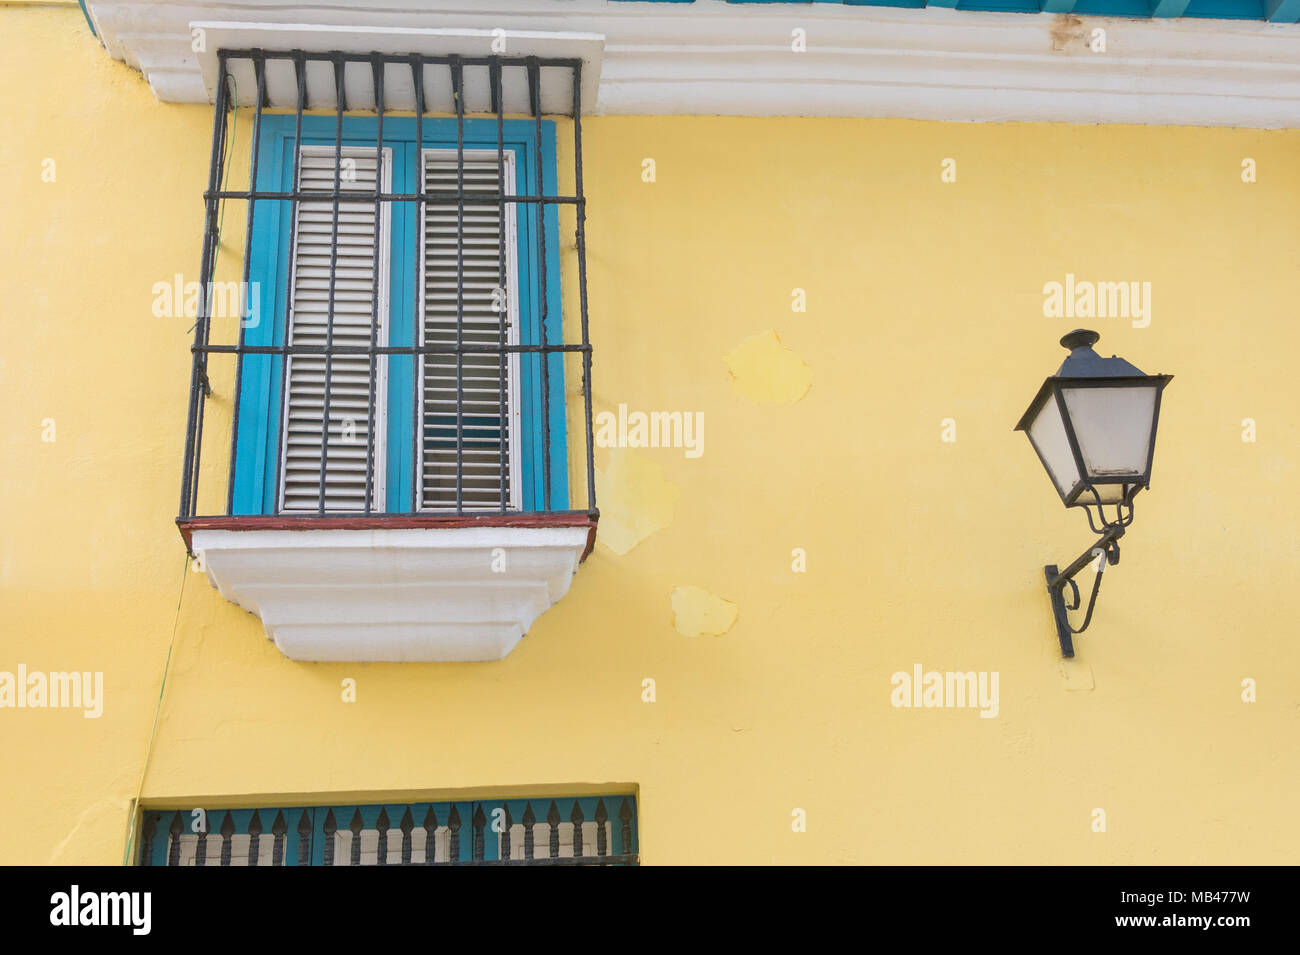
140,796,639,865
232,115,568,515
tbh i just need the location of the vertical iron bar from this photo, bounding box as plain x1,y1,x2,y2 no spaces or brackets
219,812,234,866
411,55,425,513
179,53,231,519
167,811,183,866
190,114,228,521
594,799,607,857
493,60,507,514
247,810,263,866
296,809,312,867
322,810,337,866
454,805,467,863
453,57,466,515
139,813,157,866
317,56,345,515
225,51,266,515
572,61,597,515
529,58,550,512
522,803,535,860
421,807,437,864
376,808,389,865
348,810,362,866
271,53,307,514
365,55,385,515
618,798,633,858
271,811,286,866
546,802,560,860
399,808,413,865
570,801,584,859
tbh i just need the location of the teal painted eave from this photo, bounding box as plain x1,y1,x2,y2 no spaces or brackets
1265,0,1300,20
613,0,1300,23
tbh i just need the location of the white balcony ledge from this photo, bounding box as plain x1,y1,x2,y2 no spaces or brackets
182,516,596,662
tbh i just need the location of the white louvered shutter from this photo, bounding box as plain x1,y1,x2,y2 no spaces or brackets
419,149,522,512
279,146,391,512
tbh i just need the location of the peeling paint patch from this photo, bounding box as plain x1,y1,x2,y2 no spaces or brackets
671,585,738,637
594,448,680,556
723,329,811,404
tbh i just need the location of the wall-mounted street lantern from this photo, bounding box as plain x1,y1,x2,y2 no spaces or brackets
1015,329,1172,657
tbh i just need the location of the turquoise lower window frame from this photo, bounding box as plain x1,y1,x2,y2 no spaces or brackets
140,796,639,865
231,115,568,515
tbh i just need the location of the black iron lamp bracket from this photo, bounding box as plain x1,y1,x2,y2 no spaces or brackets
1044,516,1126,659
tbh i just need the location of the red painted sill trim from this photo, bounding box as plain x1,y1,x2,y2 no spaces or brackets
177,512,599,561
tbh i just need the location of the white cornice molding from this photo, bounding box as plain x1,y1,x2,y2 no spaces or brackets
84,0,1300,126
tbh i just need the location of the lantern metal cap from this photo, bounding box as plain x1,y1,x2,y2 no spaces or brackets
1055,328,1146,378
1015,329,1168,432
1060,328,1099,350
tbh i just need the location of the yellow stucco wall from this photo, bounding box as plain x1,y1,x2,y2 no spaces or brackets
2,6,1297,865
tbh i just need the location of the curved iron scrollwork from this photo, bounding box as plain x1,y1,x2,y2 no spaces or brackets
1044,490,1135,658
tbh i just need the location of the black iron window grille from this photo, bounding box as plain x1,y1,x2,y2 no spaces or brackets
177,50,595,530
139,795,638,866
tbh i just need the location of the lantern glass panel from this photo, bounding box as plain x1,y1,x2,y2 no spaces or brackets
1027,394,1081,499
1060,384,1157,480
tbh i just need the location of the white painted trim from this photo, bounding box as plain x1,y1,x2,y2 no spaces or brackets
85,0,1300,127
190,525,590,661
